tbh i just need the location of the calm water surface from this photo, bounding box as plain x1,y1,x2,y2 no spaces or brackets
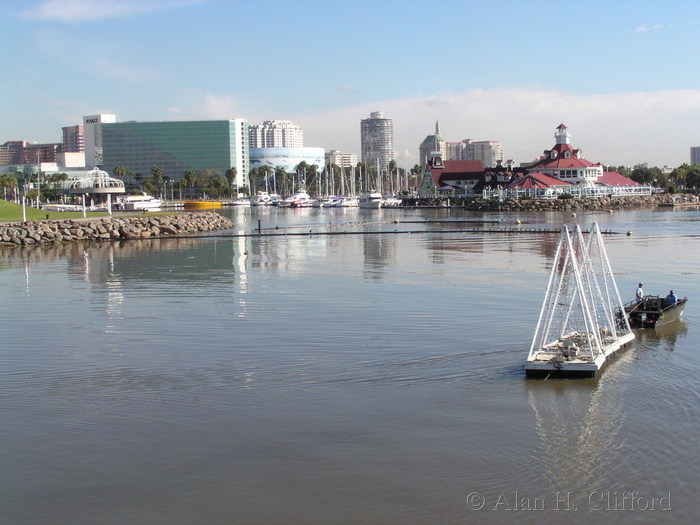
2,206,700,524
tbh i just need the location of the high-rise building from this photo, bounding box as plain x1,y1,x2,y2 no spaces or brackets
0,140,29,165
691,146,700,166
419,121,447,165
249,120,303,148
62,125,84,152
101,119,249,186
84,114,116,168
326,150,357,168
361,111,394,171
463,139,503,168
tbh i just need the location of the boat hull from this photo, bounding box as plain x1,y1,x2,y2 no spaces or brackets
625,297,687,329
184,201,222,210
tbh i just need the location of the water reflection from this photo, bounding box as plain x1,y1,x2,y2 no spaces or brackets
635,321,688,349
526,347,637,505
362,234,396,280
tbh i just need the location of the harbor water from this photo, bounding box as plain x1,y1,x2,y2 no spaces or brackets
2,205,700,524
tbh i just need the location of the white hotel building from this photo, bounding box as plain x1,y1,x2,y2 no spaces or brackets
249,120,303,148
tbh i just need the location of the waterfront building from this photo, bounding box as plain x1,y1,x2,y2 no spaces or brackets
360,111,394,171
62,125,84,152
525,124,604,185
326,150,357,169
84,114,116,169
421,124,639,196
691,146,700,166
249,120,303,148
101,119,249,187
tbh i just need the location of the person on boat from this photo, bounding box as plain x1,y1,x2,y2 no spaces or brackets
636,282,644,303
665,290,678,307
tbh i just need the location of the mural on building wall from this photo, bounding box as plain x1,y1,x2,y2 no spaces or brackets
249,147,325,172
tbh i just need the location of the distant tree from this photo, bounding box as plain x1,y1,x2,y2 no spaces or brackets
113,166,126,179
183,170,198,198
0,173,18,200
226,167,237,197
150,165,164,197
206,176,229,199
274,166,287,194
630,164,663,185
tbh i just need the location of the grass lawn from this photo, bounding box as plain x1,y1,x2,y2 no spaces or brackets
0,199,108,223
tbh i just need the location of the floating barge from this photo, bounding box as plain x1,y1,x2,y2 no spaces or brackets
524,223,635,378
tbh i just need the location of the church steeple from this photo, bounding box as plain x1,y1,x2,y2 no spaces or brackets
435,120,441,137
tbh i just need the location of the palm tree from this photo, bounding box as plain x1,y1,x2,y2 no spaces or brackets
0,173,18,200
113,166,126,179
274,166,286,195
150,166,164,197
225,167,237,197
183,170,198,199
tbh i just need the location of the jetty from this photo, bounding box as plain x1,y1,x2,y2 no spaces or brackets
524,222,635,378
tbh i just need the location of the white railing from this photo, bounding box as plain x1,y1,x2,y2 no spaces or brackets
480,185,653,201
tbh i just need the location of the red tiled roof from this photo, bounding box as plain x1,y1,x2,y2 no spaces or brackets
528,143,596,170
428,159,483,187
597,171,641,187
507,173,573,189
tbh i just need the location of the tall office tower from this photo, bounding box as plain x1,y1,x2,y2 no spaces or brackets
84,114,116,168
418,121,447,165
101,119,249,186
62,125,85,152
463,139,503,168
249,120,303,148
360,111,394,171
691,146,700,166
326,150,357,168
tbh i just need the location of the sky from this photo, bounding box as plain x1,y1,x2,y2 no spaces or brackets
3,0,700,169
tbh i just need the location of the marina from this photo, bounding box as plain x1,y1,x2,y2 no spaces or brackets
2,205,699,524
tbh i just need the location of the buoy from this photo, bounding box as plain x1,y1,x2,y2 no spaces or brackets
626,231,632,236
609,209,614,214
571,213,576,218
515,219,521,225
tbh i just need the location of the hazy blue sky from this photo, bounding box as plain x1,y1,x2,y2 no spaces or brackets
3,0,700,168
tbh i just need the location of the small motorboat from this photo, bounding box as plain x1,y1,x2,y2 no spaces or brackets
623,295,687,329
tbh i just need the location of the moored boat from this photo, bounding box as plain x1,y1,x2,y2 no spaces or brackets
358,192,383,209
623,296,687,329
184,201,223,210
277,191,314,208
117,193,163,211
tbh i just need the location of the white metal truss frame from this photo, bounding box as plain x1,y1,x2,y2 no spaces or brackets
527,223,631,362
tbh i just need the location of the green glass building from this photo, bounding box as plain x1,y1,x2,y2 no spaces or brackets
101,119,249,187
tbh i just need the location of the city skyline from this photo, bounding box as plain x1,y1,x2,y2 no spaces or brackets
4,0,700,169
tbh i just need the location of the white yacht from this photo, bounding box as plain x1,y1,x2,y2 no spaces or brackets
335,196,359,207
358,192,383,209
117,194,163,211
277,191,314,208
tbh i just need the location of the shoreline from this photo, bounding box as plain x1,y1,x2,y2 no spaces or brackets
0,212,233,247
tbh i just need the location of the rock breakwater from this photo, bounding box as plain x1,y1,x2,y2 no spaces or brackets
410,193,698,212
0,212,233,247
